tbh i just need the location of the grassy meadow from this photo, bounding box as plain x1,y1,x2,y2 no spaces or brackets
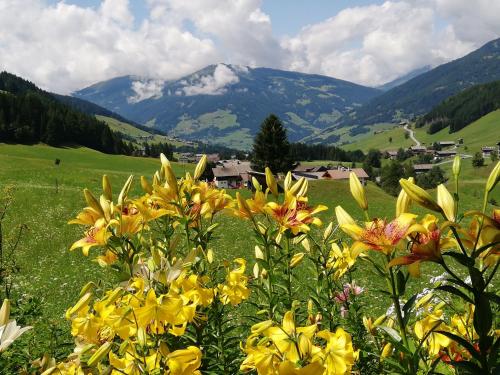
0,142,498,359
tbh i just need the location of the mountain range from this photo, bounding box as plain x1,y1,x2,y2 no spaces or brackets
73,38,500,150
74,65,381,149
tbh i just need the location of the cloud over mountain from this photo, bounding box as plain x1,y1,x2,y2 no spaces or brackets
0,0,499,93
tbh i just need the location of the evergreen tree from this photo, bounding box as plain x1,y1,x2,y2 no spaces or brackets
472,152,485,167
252,114,293,173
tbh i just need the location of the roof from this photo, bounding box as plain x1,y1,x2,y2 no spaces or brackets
436,150,457,155
413,164,434,170
482,146,496,151
410,145,427,150
326,168,369,180
438,141,455,145
212,161,252,179
293,165,328,172
387,151,398,156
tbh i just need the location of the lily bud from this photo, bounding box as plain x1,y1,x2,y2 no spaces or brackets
83,189,103,215
289,177,305,196
87,342,112,367
265,167,278,197
349,172,368,211
236,192,252,218
437,184,455,221
298,334,312,357
117,175,133,206
140,176,153,194
79,282,95,298
486,161,500,193
296,178,309,198
206,249,214,264
194,155,207,180
323,222,334,240
452,155,461,178
0,299,10,326
102,175,112,201
399,178,442,212
253,263,260,279
335,206,356,226
290,252,305,268
261,269,268,279
381,343,393,360
396,177,413,216
66,293,92,319
284,172,292,191
137,327,147,347
254,245,264,260
252,177,262,192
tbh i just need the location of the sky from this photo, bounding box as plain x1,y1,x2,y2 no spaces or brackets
1,0,499,94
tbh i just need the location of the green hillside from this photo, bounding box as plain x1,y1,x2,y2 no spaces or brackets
414,109,500,151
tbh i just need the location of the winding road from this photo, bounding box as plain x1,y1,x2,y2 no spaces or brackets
402,123,472,164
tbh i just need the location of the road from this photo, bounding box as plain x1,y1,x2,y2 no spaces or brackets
402,123,472,163
403,123,421,146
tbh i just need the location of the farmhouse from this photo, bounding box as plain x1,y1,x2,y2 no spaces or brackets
212,160,252,189
292,166,369,183
482,146,498,158
438,141,455,147
435,150,457,158
413,164,434,174
386,150,398,160
409,145,427,154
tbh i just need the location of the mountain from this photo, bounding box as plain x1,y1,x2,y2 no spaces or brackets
376,65,431,91
416,80,500,134
346,38,500,126
74,64,382,149
0,71,134,154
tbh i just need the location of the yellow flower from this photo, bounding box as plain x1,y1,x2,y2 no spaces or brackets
290,252,305,268
389,214,455,276
437,184,455,222
349,172,368,211
265,167,279,197
399,178,442,212
218,258,250,306
326,243,362,279
395,177,414,217
340,213,417,255
414,309,451,357
69,218,110,256
134,289,183,333
316,327,355,375
167,346,202,375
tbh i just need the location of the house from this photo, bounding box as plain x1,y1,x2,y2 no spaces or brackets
293,164,328,173
386,150,398,160
409,145,427,154
325,166,369,184
212,160,252,189
435,150,457,158
482,146,497,158
413,164,434,174
178,153,197,163
438,141,456,147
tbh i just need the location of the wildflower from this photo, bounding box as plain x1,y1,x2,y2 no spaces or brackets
218,258,250,306
389,215,455,276
339,212,417,255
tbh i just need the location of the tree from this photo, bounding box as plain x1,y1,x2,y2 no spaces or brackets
389,137,393,143
491,150,498,162
252,114,293,173
472,152,485,168
364,149,382,168
380,161,405,196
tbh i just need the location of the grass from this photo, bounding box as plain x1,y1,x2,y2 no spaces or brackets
0,143,497,358
342,124,414,151
413,109,500,153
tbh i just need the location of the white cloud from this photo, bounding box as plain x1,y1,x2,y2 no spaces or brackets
128,79,165,103
181,64,239,96
0,0,499,93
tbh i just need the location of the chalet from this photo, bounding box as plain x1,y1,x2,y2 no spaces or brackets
212,160,252,189
482,146,497,158
293,164,328,173
178,153,197,163
413,164,434,174
435,150,457,158
325,166,369,184
387,150,398,160
438,141,455,147
409,145,427,154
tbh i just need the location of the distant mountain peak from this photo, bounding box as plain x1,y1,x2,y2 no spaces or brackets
376,65,432,91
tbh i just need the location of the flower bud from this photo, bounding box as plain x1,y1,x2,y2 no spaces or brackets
137,327,147,347
335,206,356,226
194,155,207,180
486,161,500,193
290,252,305,268
66,293,92,319
84,189,103,215
298,334,312,357
323,222,334,240
87,342,112,367
102,175,112,201
140,176,153,194
399,178,442,212
0,299,10,326
452,155,461,178
206,249,214,264
236,192,252,218
437,184,455,221
284,172,292,191
349,172,368,211
265,167,278,197
254,246,264,260
261,269,268,279
396,177,413,217
381,343,393,360
117,175,133,207
253,263,260,278
252,177,262,192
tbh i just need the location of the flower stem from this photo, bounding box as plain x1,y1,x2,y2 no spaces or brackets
388,263,409,348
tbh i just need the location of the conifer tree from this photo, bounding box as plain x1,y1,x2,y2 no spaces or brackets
252,114,293,173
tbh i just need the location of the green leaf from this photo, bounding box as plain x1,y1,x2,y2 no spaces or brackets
434,285,474,304
397,270,406,295
442,251,474,267
473,294,492,346
378,325,401,342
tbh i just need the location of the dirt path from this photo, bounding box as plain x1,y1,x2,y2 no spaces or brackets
403,123,420,146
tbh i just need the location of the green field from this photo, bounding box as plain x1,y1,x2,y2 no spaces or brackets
413,109,500,152
0,143,498,360
342,124,414,151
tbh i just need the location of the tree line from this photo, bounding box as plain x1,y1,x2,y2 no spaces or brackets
417,80,500,134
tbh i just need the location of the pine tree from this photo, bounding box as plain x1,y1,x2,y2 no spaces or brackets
472,152,485,167
252,114,293,173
